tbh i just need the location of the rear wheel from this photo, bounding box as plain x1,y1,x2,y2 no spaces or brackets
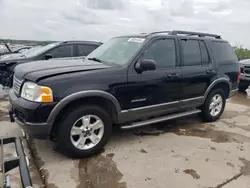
201,89,226,122
56,105,112,158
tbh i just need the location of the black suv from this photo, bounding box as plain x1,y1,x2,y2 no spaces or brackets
0,41,102,87
9,31,239,158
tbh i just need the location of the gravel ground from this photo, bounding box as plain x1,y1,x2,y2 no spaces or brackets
1,91,250,188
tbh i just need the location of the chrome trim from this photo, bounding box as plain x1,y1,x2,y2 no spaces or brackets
121,97,204,113
182,96,204,102
121,100,179,113
131,98,146,103
229,89,238,98
121,109,201,129
121,110,129,113
13,75,22,95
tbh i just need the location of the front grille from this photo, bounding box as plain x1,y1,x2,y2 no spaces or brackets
13,76,22,95
245,69,250,74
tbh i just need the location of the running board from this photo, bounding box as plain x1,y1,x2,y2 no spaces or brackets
120,109,201,130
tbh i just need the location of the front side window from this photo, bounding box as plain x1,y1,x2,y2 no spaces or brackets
49,45,74,58
142,39,176,68
86,37,145,65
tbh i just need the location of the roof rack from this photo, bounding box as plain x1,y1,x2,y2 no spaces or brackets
148,30,221,39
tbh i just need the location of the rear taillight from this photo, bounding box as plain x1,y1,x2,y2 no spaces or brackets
237,67,241,81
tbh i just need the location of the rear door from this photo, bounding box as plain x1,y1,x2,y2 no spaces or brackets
180,38,215,108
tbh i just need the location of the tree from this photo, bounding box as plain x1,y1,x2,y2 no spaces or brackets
234,46,250,61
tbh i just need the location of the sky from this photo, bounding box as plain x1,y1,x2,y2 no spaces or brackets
0,0,250,48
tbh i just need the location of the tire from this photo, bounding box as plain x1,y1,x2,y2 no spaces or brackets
201,88,226,122
56,105,112,158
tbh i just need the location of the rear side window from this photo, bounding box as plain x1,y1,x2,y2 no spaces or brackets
77,44,99,56
212,42,238,64
181,40,201,66
49,45,74,58
199,41,209,64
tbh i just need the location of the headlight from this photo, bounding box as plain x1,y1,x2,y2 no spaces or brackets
21,81,53,102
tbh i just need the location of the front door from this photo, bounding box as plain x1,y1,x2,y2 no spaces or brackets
125,38,182,121
179,38,215,108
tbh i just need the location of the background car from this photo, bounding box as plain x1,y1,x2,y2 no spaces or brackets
239,59,250,91
0,40,102,87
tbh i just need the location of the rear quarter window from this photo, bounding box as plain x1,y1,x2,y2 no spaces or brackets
212,41,238,64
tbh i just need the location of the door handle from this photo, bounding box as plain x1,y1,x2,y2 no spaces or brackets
206,69,216,75
167,73,179,79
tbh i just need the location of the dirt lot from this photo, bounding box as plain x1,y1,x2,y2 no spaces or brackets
1,91,250,188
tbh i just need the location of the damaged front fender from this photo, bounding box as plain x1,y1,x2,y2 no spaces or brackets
0,63,16,88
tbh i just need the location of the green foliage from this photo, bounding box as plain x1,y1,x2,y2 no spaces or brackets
235,47,250,61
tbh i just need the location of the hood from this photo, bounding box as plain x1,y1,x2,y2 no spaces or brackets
14,58,111,81
0,53,26,62
239,59,250,65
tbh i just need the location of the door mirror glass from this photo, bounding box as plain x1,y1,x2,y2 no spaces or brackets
45,54,52,60
136,59,156,73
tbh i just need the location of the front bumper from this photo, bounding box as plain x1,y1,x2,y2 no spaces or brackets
240,74,250,83
8,89,56,139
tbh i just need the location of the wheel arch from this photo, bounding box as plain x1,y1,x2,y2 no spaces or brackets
203,78,231,103
47,91,121,131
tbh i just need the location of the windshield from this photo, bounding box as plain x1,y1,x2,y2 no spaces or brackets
86,37,145,65
23,43,59,58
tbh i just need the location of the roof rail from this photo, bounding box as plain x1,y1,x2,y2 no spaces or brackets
169,30,221,39
149,31,170,35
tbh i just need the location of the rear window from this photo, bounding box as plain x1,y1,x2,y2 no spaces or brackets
212,42,238,64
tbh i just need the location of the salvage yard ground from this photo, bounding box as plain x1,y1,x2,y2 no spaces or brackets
1,90,250,188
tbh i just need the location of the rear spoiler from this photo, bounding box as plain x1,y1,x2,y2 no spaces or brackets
0,136,32,188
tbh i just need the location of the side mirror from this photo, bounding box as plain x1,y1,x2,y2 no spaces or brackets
135,59,156,73
45,54,52,60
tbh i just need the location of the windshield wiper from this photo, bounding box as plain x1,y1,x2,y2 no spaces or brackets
87,57,102,62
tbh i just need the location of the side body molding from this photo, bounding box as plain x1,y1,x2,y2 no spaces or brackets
47,90,122,125
203,78,231,102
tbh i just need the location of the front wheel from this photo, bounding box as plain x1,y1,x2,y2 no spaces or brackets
56,105,112,158
201,89,226,122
